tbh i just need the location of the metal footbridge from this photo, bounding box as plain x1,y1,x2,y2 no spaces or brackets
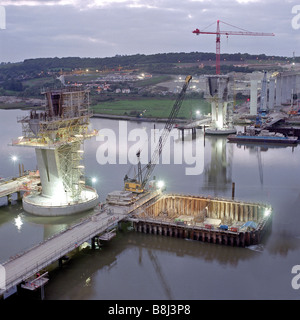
0,205,126,297
0,190,161,297
176,116,211,130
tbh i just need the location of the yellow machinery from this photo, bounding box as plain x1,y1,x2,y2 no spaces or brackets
124,75,192,193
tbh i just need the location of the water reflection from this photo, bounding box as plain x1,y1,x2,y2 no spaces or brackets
142,248,173,300
129,232,256,267
44,230,262,300
235,143,297,187
204,136,233,195
14,215,23,231
22,208,95,240
1,110,300,299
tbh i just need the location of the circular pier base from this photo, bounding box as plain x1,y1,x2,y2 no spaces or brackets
22,187,99,216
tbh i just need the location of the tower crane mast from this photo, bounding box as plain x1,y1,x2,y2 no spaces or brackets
193,20,275,75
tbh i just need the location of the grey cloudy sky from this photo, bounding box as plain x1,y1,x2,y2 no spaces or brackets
0,0,299,62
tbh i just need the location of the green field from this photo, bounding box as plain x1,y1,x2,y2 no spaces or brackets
92,98,211,119
0,102,28,109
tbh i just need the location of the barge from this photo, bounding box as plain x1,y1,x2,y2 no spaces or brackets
227,129,298,145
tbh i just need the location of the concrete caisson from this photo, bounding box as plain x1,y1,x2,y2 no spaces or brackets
131,193,272,247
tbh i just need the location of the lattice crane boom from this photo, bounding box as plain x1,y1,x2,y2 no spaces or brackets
124,75,192,193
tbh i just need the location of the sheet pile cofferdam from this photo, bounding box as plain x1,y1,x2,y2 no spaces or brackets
129,194,272,247
12,87,99,216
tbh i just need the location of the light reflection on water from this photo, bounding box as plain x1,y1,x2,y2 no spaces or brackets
0,110,300,299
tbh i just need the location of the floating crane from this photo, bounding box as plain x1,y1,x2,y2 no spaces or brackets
124,75,192,193
192,20,275,75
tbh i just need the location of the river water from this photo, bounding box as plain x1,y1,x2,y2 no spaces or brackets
1,109,300,300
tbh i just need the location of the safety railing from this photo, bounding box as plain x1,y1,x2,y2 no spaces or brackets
1,212,123,294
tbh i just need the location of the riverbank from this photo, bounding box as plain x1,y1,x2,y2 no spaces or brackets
92,113,188,123
0,96,43,110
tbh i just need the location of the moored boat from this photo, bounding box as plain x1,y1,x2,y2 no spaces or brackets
227,129,298,145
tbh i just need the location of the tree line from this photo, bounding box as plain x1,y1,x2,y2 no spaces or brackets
0,51,291,75
0,51,293,96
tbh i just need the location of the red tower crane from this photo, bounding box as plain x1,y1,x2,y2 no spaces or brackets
192,20,275,75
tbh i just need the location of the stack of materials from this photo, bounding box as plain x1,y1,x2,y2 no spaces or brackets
106,191,137,206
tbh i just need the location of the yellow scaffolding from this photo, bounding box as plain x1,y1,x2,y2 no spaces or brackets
14,87,97,201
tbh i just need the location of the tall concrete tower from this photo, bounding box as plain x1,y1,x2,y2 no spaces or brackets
250,78,258,115
205,75,236,135
13,87,99,216
275,71,300,107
